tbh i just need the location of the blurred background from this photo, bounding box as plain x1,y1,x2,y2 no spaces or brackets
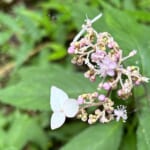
0,0,150,150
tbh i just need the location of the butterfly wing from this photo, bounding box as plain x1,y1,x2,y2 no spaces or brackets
50,86,68,111
50,112,66,130
63,99,79,118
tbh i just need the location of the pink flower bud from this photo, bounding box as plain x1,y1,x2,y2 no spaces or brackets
117,90,122,96
88,119,92,124
68,46,75,54
80,38,89,47
92,92,99,98
102,82,111,90
84,72,90,78
108,42,113,49
90,75,96,82
135,80,141,85
113,52,120,61
98,83,102,88
77,97,84,105
108,40,116,49
98,94,106,101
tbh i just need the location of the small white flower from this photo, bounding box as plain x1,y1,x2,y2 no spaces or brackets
114,105,127,122
99,111,109,123
50,86,79,130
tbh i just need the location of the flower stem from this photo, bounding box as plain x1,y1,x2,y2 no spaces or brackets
73,13,103,42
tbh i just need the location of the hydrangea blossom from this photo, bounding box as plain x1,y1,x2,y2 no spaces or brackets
50,14,149,130
98,56,117,77
91,50,106,63
50,86,79,130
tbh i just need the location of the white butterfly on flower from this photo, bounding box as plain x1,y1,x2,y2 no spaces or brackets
50,86,79,130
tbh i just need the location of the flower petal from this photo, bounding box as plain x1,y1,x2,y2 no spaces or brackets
50,86,68,111
107,70,115,76
109,62,117,69
50,112,66,130
63,99,79,118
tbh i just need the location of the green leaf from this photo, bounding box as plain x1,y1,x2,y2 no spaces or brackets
111,0,121,8
15,42,33,68
61,122,122,150
0,32,12,45
138,0,150,9
0,129,5,149
137,97,150,150
121,133,136,150
0,65,98,111
5,112,48,150
48,43,67,61
119,118,137,150
0,12,21,33
15,8,43,41
126,10,150,22
49,122,88,142
3,147,18,150
123,0,135,10
135,84,150,150
69,3,100,30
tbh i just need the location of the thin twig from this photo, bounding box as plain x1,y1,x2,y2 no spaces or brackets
80,101,103,110
73,13,103,42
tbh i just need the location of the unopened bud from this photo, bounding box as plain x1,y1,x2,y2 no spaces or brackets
103,82,111,90
129,50,137,57
98,94,106,101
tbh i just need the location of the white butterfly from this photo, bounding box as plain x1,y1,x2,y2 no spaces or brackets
50,86,79,130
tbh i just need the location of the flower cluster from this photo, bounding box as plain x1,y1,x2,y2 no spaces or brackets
50,14,149,130
77,93,115,124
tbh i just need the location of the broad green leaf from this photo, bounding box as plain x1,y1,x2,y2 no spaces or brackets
120,132,136,150
138,0,150,9
19,9,43,25
3,147,17,150
61,122,122,150
14,6,43,42
111,0,121,8
0,12,21,33
5,112,48,150
103,4,141,50
137,97,150,150
69,3,100,30
0,32,12,45
135,85,150,150
119,117,137,150
0,65,98,111
49,122,88,142
15,42,33,68
126,10,150,22
123,0,135,10
0,129,5,149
